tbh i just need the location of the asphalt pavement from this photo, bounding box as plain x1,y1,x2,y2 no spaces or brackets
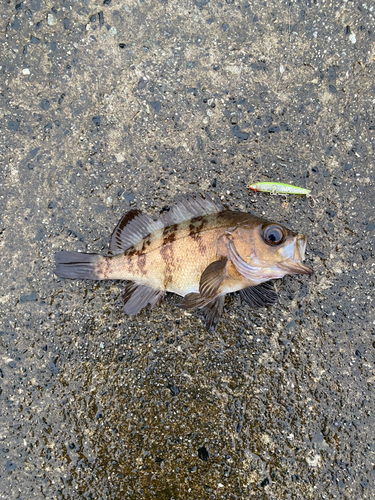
1,0,374,498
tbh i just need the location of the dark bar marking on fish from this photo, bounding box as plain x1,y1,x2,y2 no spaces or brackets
124,246,142,258
160,243,175,286
188,216,206,236
239,282,278,308
125,256,135,274
162,224,178,245
141,235,152,252
162,232,177,245
136,254,147,275
98,257,113,279
189,231,207,255
163,224,178,237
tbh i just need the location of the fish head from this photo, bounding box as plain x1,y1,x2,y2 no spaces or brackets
231,217,313,281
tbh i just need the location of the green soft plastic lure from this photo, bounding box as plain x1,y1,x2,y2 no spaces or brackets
249,182,311,195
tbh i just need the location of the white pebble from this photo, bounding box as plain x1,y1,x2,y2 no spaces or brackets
47,13,57,26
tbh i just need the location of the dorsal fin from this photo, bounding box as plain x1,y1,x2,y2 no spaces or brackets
110,209,164,254
160,193,224,226
110,194,225,254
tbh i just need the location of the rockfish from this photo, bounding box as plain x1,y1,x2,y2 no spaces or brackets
54,194,313,330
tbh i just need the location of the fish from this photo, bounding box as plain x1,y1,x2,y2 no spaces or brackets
54,193,313,331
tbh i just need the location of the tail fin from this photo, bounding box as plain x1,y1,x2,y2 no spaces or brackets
54,251,100,280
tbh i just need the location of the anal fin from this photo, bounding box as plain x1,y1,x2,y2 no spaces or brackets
122,282,164,316
239,281,278,308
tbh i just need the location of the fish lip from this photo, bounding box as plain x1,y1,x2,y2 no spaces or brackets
277,234,314,276
278,261,314,276
296,234,307,260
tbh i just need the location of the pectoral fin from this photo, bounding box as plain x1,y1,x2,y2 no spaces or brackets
179,258,228,309
239,282,278,308
199,258,228,297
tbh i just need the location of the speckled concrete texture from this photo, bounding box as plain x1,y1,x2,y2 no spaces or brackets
1,0,375,498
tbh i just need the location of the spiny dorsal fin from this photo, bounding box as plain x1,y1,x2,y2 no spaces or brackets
239,282,278,308
111,194,224,254
160,193,224,226
110,209,164,254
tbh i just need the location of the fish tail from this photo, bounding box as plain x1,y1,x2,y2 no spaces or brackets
54,251,102,280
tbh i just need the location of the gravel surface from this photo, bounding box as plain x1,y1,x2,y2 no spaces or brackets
1,0,374,498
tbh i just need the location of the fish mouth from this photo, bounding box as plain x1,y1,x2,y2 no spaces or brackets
277,234,313,276
278,260,314,276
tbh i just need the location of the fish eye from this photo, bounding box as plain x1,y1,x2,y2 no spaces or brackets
262,224,286,246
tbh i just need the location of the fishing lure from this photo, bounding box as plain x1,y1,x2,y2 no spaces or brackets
249,181,316,206
249,182,311,195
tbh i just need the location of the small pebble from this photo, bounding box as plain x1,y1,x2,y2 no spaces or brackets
22,68,30,75
47,13,57,26
40,99,50,111
20,291,38,302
